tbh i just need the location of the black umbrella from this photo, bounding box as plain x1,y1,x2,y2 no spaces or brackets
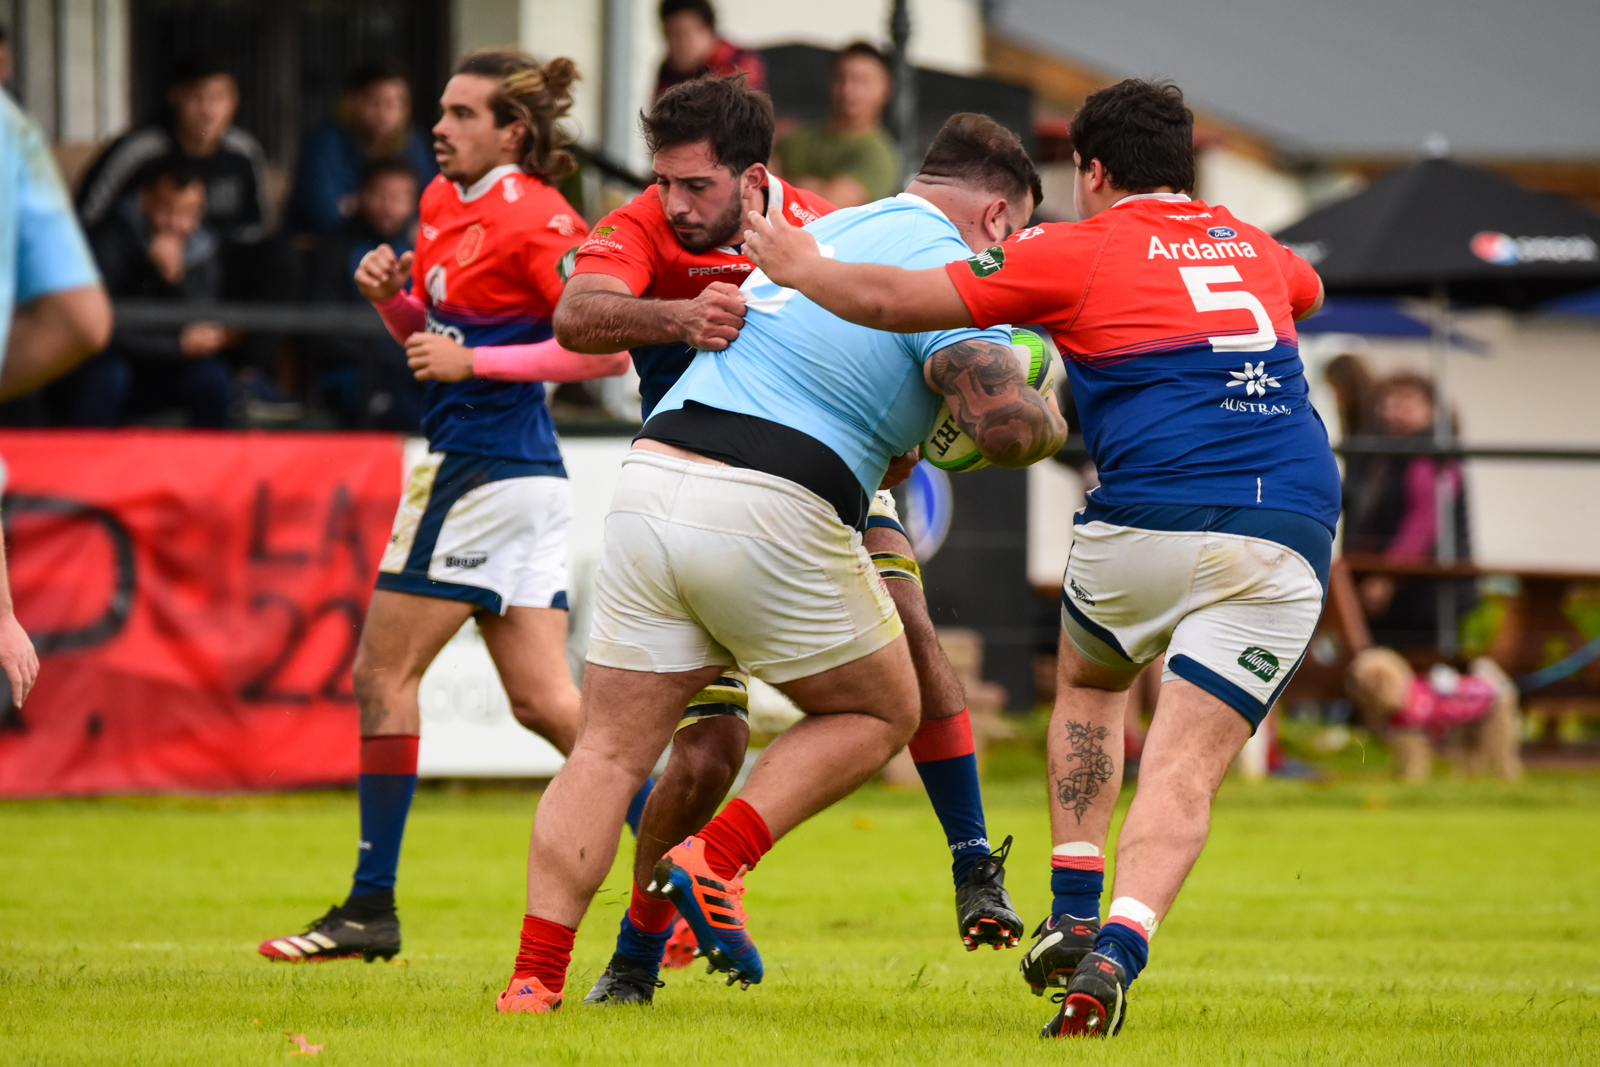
1277,156,1600,309
1277,157,1600,654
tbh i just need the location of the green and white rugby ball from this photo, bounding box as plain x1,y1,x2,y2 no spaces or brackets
921,326,1063,472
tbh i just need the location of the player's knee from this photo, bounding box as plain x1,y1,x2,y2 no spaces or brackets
672,721,748,793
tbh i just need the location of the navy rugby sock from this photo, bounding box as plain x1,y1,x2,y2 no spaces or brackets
1094,919,1150,984
624,778,655,838
349,735,419,902
1050,848,1105,921
909,710,991,884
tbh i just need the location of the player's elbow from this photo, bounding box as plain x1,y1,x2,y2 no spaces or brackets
63,285,114,355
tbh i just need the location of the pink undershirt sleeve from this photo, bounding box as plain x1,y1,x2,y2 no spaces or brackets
372,290,426,344
472,338,631,383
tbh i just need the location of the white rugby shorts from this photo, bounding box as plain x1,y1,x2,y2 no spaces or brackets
376,451,571,614
1059,500,1333,729
586,451,904,683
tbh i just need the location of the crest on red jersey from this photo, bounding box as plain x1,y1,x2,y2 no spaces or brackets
456,224,486,266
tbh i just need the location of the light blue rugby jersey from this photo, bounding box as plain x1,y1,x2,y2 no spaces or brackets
0,95,100,361
651,194,1011,494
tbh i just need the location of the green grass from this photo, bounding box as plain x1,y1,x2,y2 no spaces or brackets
3,775,1599,1065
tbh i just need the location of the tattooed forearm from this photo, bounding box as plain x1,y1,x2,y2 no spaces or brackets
1054,720,1114,821
927,339,1068,467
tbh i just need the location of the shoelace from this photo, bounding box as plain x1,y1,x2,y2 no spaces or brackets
303,905,343,935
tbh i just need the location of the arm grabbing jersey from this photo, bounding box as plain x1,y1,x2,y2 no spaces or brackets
410,166,587,462
568,175,835,419
946,197,1339,531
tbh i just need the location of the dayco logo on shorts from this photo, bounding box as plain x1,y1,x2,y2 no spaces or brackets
446,552,489,569
1238,646,1280,681
967,246,1006,277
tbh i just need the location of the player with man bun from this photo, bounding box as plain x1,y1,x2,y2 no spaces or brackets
745,79,1332,1038
258,49,642,965
553,78,1027,1007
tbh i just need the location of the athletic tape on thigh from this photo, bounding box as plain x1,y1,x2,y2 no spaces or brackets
870,552,923,588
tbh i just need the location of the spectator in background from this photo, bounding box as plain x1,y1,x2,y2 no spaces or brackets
77,58,271,251
301,159,423,431
52,161,237,428
0,23,14,92
1345,372,1473,646
774,43,900,207
654,0,765,100
1323,351,1379,539
287,61,437,238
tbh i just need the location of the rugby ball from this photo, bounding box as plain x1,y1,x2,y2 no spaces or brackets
921,326,1063,472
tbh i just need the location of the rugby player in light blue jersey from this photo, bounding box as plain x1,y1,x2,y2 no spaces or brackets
494,114,1068,1013
0,93,111,712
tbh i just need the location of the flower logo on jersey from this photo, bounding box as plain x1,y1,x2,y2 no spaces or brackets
966,246,1006,277
456,224,485,266
425,264,448,304
1207,226,1237,240
1227,361,1281,397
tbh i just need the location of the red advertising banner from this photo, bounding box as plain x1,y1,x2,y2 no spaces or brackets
0,430,403,795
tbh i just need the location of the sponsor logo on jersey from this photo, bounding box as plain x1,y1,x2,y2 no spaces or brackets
788,201,821,226
420,223,439,241
687,263,754,278
1470,230,1598,266
548,213,580,237
1069,577,1096,606
1220,397,1293,415
446,551,489,569
1148,236,1257,261
1227,361,1281,397
456,223,486,266
1015,225,1045,241
501,176,522,202
1166,212,1213,220
423,309,464,344
967,246,1006,277
1207,226,1237,240
1238,646,1280,681
425,264,448,303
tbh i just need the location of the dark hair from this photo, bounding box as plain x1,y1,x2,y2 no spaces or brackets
1071,79,1195,193
346,59,408,96
166,56,234,91
660,0,716,28
917,113,1042,210
642,75,774,175
144,157,206,192
836,42,891,75
453,49,579,183
359,157,420,190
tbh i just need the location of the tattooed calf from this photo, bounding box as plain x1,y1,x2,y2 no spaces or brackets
1054,720,1114,821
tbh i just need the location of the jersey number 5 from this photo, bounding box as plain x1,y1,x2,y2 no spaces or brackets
1179,266,1275,353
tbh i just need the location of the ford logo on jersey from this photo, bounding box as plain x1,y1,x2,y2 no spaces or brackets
1207,226,1237,240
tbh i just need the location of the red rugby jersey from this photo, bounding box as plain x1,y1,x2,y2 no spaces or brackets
946,194,1338,529
411,165,586,462
569,174,834,417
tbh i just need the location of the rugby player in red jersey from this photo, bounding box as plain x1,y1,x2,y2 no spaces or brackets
745,80,1331,1038
546,77,1024,1007
258,50,640,965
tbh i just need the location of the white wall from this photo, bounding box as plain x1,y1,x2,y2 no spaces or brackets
1303,313,1600,571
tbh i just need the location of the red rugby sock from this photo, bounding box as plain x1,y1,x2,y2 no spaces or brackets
513,914,575,993
628,880,678,934
697,798,773,880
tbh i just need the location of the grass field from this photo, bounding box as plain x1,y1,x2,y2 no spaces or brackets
4,770,1599,1065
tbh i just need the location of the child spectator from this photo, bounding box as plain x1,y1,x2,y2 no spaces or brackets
77,58,270,250
52,161,237,427
774,43,900,207
301,159,423,431
654,0,765,100
287,61,437,238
